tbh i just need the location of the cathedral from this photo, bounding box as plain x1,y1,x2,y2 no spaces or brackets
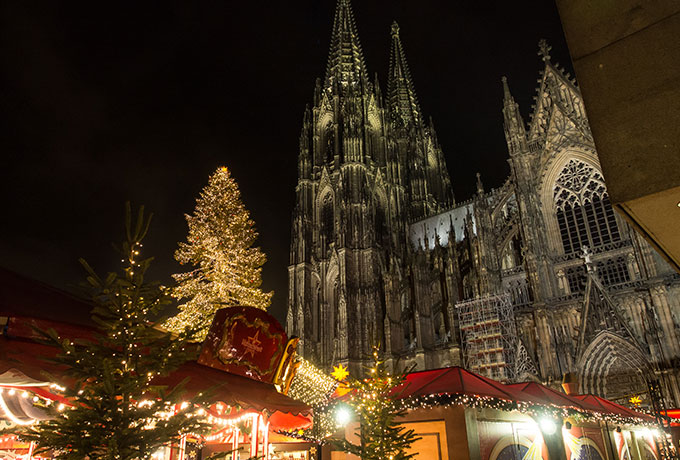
286,0,680,408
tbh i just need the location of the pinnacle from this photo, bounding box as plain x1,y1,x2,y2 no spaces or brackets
391,21,400,37
387,22,422,129
538,39,552,62
324,0,368,89
501,76,512,100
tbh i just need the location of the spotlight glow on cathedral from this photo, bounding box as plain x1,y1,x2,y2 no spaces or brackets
286,0,680,409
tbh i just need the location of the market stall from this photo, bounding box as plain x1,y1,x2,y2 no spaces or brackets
0,273,311,459
324,366,661,460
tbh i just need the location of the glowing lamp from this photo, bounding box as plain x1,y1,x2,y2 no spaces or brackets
335,406,352,426
540,418,557,435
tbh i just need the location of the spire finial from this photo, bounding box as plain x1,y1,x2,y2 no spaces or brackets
391,21,400,37
502,76,512,100
538,39,552,62
324,0,368,88
387,21,423,129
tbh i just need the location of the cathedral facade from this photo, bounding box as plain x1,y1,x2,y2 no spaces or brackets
286,0,680,407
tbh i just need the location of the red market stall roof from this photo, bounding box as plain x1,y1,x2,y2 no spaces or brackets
666,409,680,427
392,366,652,422
506,382,587,411
0,337,310,418
153,361,311,417
393,366,517,401
0,268,95,327
567,394,651,420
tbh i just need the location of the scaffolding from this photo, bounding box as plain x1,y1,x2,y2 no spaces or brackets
456,294,519,382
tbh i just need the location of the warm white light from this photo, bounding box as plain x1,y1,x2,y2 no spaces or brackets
335,406,351,426
0,392,35,425
540,418,557,435
638,427,658,439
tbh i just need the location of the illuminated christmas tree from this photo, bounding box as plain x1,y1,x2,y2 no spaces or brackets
335,348,420,460
11,203,209,459
165,166,272,338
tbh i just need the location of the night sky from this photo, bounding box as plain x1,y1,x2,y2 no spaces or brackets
1,1,573,323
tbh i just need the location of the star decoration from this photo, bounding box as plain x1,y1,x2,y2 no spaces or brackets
331,363,349,382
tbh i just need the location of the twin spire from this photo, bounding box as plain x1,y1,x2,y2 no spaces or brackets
324,0,422,129
387,21,423,130
324,0,368,89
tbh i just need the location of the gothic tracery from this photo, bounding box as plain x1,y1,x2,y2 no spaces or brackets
288,0,680,405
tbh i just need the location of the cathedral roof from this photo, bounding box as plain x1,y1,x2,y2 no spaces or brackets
527,40,591,146
408,201,476,250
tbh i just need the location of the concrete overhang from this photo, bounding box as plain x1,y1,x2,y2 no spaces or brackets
555,0,680,272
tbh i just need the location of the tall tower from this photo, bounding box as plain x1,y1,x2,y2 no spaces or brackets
287,1,455,373
387,22,453,219
287,0,397,373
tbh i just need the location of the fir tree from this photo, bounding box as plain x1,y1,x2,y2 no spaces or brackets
165,166,272,338
335,348,420,460
10,203,210,460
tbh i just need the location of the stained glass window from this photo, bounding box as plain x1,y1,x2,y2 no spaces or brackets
554,160,620,255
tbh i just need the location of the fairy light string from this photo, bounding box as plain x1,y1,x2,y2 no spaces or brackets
164,166,273,340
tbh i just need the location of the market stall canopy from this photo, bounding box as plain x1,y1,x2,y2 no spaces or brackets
506,381,587,411
268,410,313,431
391,366,652,422
667,408,680,427
0,336,310,419
153,361,311,417
568,394,653,421
0,268,94,327
393,366,517,401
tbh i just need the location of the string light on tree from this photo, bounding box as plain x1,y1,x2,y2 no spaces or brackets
332,347,420,460
164,166,272,339
6,203,212,459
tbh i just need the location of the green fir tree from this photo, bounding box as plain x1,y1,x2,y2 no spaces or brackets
335,348,420,460
10,203,210,460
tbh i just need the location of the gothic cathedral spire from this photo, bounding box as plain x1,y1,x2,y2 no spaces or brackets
387,21,423,131
288,3,456,375
501,76,527,155
324,0,369,90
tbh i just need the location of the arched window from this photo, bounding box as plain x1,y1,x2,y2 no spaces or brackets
554,159,620,255
501,235,522,270
374,201,388,247
566,265,586,294
596,257,630,286
320,194,335,244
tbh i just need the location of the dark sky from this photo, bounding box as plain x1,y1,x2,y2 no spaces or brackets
1,1,573,323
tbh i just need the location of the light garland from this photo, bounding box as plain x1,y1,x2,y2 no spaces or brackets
288,358,339,406
8,384,275,454
163,166,273,339
392,393,657,427
283,390,658,445
0,435,17,444
0,388,36,426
